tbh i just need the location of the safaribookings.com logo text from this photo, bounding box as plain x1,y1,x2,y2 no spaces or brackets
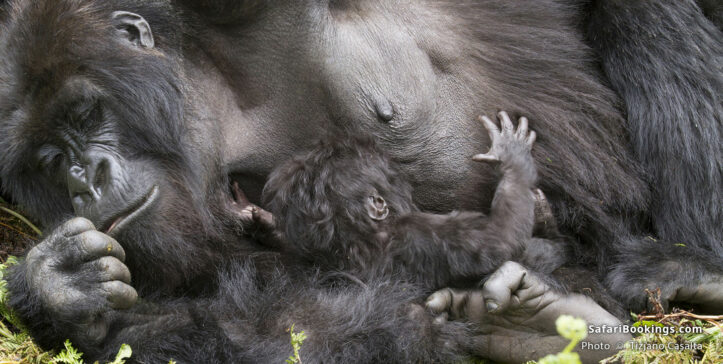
588,324,703,336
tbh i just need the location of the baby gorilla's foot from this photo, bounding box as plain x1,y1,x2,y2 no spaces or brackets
473,111,536,165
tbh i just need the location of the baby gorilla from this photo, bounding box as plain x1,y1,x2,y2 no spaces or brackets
237,112,549,289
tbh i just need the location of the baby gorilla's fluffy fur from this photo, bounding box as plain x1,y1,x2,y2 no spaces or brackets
246,112,554,290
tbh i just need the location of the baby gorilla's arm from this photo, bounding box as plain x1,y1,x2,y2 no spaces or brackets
474,111,537,246
380,211,521,289
376,112,539,289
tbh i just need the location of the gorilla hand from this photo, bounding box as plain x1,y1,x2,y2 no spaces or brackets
228,182,284,248
23,217,137,344
427,262,630,363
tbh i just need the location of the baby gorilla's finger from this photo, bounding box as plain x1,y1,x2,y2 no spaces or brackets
498,111,514,134
70,231,126,263
526,131,537,146
515,117,529,138
101,281,138,310
472,153,500,163
481,261,528,313
478,115,500,139
94,256,132,284
60,217,97,238
231,181,250,206
251,206,276,231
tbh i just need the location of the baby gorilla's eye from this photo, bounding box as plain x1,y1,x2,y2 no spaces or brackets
366,195,390,221
374,196,385,209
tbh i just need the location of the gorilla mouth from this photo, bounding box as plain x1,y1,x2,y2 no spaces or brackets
105,186,160,235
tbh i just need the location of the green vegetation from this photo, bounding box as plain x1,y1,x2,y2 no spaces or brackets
530,315,587,364
286,324,307,364
602,313,722,364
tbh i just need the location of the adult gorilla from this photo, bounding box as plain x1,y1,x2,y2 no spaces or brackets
0,0,720,363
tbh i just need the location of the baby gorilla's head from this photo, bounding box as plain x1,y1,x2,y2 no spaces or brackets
262,135,417,265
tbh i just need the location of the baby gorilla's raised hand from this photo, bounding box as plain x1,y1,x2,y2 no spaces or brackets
474,111,536,170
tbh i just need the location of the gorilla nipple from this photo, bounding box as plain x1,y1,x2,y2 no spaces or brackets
374,99,395,122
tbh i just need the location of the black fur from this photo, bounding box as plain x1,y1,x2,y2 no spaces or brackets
0,0,720,362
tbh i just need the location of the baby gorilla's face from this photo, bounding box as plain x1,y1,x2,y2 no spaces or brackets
365,193,389,221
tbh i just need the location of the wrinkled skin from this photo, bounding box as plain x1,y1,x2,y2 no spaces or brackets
0,0,721,362
22,218,136,345
427,262,632,363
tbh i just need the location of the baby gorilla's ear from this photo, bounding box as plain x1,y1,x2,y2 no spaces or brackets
366,194,389,221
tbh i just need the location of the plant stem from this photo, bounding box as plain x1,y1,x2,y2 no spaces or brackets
0,207,41,237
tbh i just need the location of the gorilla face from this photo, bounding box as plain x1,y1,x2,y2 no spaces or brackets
0,2,226,291
3,77,163,232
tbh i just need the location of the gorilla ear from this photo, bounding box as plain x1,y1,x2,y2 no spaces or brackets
111,11,155,48
366,195,390,221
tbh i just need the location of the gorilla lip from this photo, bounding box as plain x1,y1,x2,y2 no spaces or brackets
105,186,159,235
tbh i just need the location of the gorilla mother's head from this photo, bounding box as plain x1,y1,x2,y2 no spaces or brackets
0,0,237,294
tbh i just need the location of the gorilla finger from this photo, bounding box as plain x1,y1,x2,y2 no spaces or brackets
252,206,276,230
498,111,513,133
472,153,500,163
93,256,131,284
515,117,528,137
101,281,138,309
526,131,537,146
231,181,250,206
60,217,96,237
72,231,126,262
481,261,528,313
426,288,454,314
463,290,486,322
448,289,471,319
478,115,500,138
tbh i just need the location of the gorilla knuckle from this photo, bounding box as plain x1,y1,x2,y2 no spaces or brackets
76,230,116,258
101,281,138,309
95,256,131,283
499,260,525,272
62,217,96,237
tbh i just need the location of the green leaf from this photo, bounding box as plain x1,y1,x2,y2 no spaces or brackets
53,340,84,364
556,315,587,342
633,320,664,328
108,344,132,364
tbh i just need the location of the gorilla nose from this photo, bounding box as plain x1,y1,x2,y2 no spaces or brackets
68,152,114,210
